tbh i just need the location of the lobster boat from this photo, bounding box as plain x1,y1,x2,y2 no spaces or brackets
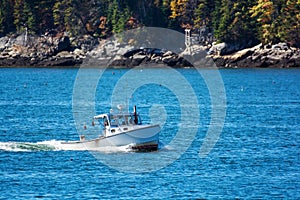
61,106,160,151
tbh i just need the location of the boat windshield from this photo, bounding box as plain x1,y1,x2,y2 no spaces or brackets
109,114,141,127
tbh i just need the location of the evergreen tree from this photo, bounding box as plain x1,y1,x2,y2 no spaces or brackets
212,0,222,40
194,0,214,28
53,0,98,36
23,0,38,34
286,0,300,47
210,0,258,46
0,0,298,48
37,0,55,34
0,0,15,35
53,1,64,31
227,0,258,46
13,0,25,33
276,0,300,47
153,0,172,28
107,0,130,34
214,0,232,42
13,0,40,34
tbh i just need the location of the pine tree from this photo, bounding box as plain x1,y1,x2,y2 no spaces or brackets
13,0,39,34
227,0,258,46
212,0,222,40
0,0,15,35
37,0,55,34
53,0,75,34
276,0,300,47
53,0,79,36
53,1,64,31
0,0,297,48
194,0,213,28
13,0,25,33
107,0,130,34
0,1,4,33
215,0,233,42
23,0,38,34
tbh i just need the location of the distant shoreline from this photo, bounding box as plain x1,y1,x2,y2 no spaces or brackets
0,34,299,68
1,65,299,69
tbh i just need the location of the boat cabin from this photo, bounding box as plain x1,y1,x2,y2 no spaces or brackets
94,112,142,136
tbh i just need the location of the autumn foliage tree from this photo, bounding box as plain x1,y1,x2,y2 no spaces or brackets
250,0,300,46
0,0,299,47
250,0,276,44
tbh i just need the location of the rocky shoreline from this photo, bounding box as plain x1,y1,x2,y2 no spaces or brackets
1,34,300,68
209,42,300,68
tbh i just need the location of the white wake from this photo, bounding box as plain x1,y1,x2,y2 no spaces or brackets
0,140,133,153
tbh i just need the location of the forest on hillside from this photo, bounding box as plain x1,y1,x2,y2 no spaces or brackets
0,0,299,47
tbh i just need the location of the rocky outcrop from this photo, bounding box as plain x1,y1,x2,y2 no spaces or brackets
108,48,192,67
85,40,192,68
210,43,300,68
0,34,91,66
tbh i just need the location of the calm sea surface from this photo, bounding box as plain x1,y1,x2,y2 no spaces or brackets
0,68,299,199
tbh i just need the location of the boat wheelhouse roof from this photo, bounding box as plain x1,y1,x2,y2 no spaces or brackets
94,113,137,119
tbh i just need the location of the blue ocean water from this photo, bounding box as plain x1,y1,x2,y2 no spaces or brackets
0,68,299,199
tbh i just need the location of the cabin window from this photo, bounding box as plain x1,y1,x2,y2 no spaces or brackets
118,116,126,126
110,116,118,126
129,115,135,124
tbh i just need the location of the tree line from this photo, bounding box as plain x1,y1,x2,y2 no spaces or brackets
0,0,299,47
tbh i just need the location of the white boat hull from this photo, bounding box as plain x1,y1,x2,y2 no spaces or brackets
61,124,160,151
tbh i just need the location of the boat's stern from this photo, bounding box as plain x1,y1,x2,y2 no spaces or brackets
126,124,160,152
